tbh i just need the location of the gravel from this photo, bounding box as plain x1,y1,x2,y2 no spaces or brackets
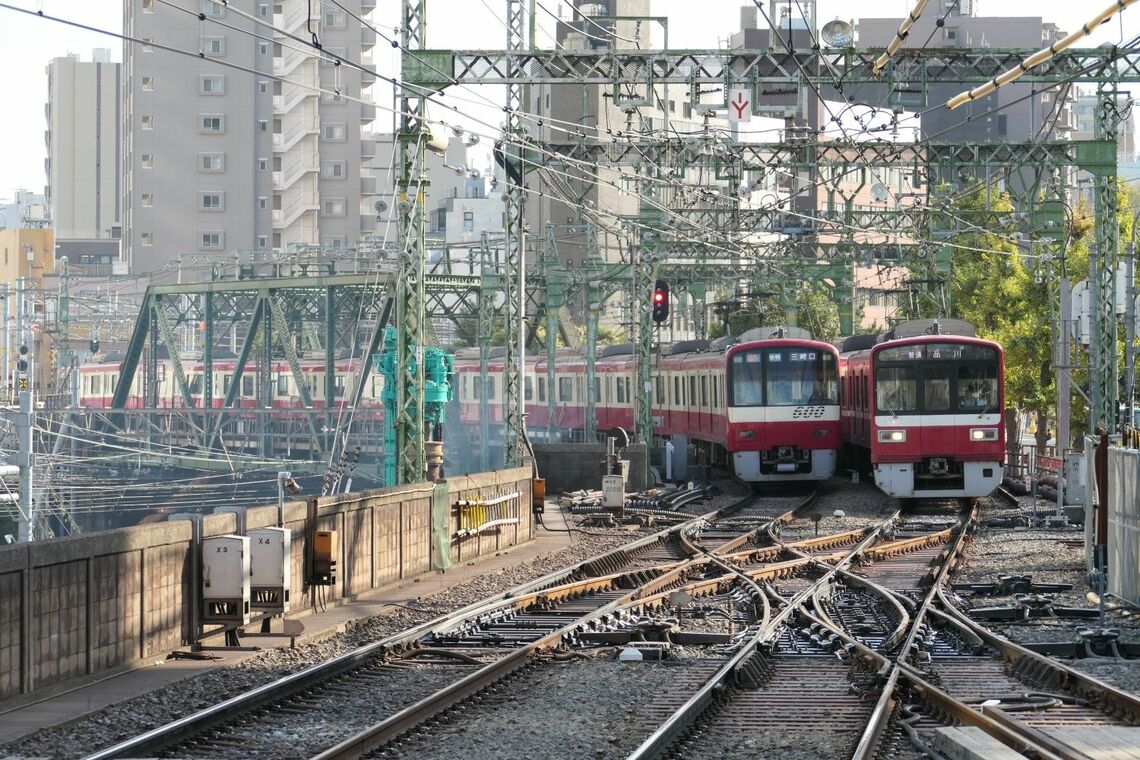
2,483,792,760
373,658,707,760
0,513,652,760
776,478,898,542
945,496,1140,693
675,727,861,760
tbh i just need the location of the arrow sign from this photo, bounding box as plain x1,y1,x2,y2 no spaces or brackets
729,88,751,122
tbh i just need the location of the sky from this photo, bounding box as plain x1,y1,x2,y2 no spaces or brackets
1,0,1139,200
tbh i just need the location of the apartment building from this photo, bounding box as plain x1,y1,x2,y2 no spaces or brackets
123,0,378,275
45,49,122,242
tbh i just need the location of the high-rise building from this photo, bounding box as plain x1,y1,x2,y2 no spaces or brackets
857,6,1077,143
45,50,122,241
123,0,378,275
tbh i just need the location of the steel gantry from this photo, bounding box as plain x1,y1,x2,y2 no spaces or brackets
398,25,1140,442
395,0,430,484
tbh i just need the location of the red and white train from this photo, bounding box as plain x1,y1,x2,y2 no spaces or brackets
77,354,383,410
839,319,1005,499
453,327,842,483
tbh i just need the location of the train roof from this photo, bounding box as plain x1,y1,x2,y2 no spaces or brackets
881,318,975,340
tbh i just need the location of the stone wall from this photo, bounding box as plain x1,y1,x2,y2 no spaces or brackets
0,467,533,701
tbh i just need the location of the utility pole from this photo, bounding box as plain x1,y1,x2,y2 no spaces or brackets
2,281,9,402
15,391,34,541
1126,241,1136,429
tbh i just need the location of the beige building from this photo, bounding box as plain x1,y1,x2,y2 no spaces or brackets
45,50,122,241
123,0,379,275
0,228,56,394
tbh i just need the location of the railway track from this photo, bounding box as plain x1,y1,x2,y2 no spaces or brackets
84,488,1139,760
83,488,815,760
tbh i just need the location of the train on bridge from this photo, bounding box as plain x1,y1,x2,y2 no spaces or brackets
76,320,1005,497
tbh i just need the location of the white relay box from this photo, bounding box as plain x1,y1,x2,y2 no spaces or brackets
249,527,291,614
202,534,251,625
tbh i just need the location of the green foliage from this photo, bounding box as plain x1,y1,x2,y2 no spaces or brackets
708,283,840,341
930,181,1133,446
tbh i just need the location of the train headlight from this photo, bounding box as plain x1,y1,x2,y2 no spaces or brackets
877,429,906,443
812,428,830,437
738,429,757,439
969,427,998,442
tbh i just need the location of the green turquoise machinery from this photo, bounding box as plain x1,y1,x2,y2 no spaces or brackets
375,327,454,487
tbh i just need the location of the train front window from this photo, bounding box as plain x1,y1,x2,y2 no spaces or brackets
730,351,763,406
923,367,952,412
765,349,837,406
957,364,998,411
876,367,917,414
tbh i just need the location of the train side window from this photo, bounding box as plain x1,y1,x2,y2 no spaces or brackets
222,373,231,393
524,376,533,401
590,377,600,403
473,377,481,400
242,375,254,396
92,375,101,394
700,375,708,407
276,374,289,396
486,377,496,400
189,374,203,394
576,377,583,402
616,377,627,404
673,376,680,405
538,375,546,402
559,377,572,402
655,376,664,405
689,377,697,407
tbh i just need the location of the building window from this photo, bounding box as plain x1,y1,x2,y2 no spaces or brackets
258,80,268,94
321,160,346,178
258,158,268,170
324,10,346,27
142,75,154,91
321,90,345,103
141,115,154,129
141,232,153,246
201,0,225,17
202,37,225,56
258,196,268,210
321,122,346,141
142,38,154,52
200,115,225,133
199,192,225,211
257,235,268,248
141,154,154,168
142,0,155,10
200,153,225,172
258,119,268,132
141,194,154,207
258,3,269,16
463,210,474,232
322,198,346,216
200,231,224,249
199,76,225,95
259,41,269,55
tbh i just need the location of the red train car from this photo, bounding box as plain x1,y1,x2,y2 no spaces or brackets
839,319,1005,499
453,327,841,483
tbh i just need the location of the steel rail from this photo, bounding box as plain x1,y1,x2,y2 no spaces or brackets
82,495,759,760
625,507,903,760
312,493,809,760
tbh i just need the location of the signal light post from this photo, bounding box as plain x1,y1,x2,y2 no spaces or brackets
652,280,670,325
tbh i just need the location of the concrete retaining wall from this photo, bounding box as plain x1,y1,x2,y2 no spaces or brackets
532,443,647,495
0,467,533,700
